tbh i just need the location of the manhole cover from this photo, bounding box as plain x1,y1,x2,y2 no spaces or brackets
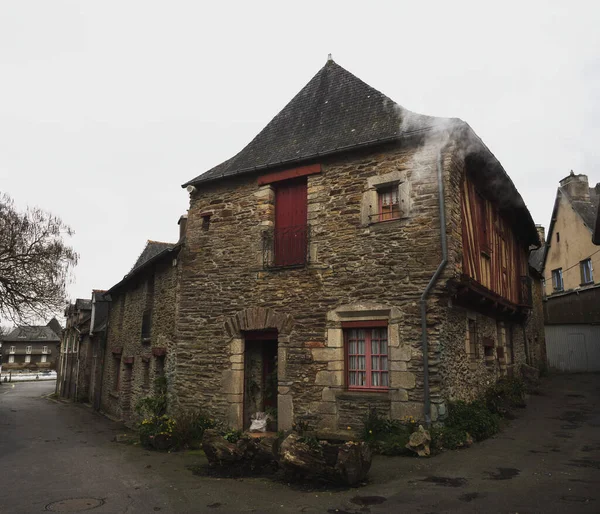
46,498,105,512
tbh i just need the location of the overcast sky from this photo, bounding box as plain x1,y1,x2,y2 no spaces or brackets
1,1,599,308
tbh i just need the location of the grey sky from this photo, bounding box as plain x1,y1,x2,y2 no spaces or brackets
1,1,598,305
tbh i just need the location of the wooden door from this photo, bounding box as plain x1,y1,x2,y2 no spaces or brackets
274,179,307,266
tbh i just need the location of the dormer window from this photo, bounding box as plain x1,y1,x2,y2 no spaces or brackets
26,346,32,354
378,187,400,221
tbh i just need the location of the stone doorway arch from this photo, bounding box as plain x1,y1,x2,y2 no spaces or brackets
222,307,294,430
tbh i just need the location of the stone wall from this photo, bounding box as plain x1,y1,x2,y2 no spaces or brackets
176,134,469,431
526,276,547,370
100,254,178,425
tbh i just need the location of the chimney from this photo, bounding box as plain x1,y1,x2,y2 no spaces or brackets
178,214,188,241
559,171,590,202
535,224,545,244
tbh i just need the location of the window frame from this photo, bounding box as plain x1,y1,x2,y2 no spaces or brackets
467,318,478,361
25,345,32,354
552,268,564,292
8,355,14,364
41,354,47,363
580,258,593,285
9,346,15,354
377,186,401,222
343,322,389,391
25,354,31,363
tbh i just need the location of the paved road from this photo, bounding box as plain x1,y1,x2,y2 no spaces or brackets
0,375,598,513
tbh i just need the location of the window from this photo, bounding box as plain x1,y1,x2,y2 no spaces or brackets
41,355,47,363
467,318,478,361
9,346,15,354
8,355,14,363
273,179,308,267
345,327,389,389
26,346,32,354
580,258,593,285
378,187,400,221
552,268,564,291
25,355,31,363
42,346,48,354
201,213,211,231
556,232,560,243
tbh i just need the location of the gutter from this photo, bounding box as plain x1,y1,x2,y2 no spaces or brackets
420,145,448,426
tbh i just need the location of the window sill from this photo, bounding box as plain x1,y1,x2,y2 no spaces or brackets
338,390,391,401
367,217,408,232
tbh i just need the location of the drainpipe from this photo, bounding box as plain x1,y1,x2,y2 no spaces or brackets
420,146,448,426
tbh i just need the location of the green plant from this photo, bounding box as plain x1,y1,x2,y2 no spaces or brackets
485,377,526,416
171,410,218,449
446,400,500,441
430,425,470,451
136,376,168,418
223,429,242,443
292,419,311,436
299,435,322,451
139,414,176,450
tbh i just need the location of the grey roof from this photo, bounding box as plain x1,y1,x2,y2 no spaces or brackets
75,298,92,311
2,326,60,342
184,59,442,186
131,241,174,272
571,187,600,230
529,244,546,275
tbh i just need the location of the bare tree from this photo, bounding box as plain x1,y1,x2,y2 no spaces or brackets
0,193,78,324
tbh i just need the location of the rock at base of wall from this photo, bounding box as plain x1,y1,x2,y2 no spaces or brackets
279,434,372,486
405,425,431,457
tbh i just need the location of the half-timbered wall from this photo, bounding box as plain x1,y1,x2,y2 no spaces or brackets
461,177,528,305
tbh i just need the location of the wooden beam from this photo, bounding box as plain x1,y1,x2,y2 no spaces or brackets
258,164,322,186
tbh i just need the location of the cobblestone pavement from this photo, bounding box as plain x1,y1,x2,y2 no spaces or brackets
0,375,598,513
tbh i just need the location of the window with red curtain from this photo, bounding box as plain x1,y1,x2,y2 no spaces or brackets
378,187,400,221
274,178,308,266
344,325,389,390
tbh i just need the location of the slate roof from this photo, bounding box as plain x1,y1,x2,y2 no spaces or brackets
529,244,546,275
75,298,92,311
131,241,174,272
571,187,600,230
2,326,60,342
184,59,443,186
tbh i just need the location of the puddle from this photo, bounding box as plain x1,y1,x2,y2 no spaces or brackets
46,498,105,512
421,476,467,487
485,467,520,480
350,496,387,506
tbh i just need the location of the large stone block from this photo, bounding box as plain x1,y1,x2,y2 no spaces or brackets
315,370,343,387
390,371,416,389
221,369,243,395
327,328,343,348
311,347,341,362
278,394,294,430
391,401,424,421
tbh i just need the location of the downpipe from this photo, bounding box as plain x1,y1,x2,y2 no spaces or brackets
420,147,448,426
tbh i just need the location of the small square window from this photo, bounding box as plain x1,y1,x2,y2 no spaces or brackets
378,187,400,222
552,268,564,291
8,355,14,363
580,259,593,285
25,355,31,363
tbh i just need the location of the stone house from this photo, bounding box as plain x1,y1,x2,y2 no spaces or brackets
540,172,600,371
174,59,544,433
57,298,92,400
99,238,181,424
1,321,60,371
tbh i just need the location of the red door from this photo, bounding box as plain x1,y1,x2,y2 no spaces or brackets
274,179,307,266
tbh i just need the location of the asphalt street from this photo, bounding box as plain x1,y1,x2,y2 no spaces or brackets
0,375,598,513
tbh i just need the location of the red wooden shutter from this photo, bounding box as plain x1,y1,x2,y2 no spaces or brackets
274,179,307,266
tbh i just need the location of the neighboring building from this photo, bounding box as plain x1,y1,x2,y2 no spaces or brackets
57,298,92,399
174,59,544,432
1,322,60,371
541,172,600,371
100,238,181,425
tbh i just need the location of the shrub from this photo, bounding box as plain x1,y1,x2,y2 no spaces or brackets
139,414,176,450
223,429,242,443
484,376,526,416
171,410,218,449
430,425,470,451
360,408,413,455
136,376,168,418
446,400,500,441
